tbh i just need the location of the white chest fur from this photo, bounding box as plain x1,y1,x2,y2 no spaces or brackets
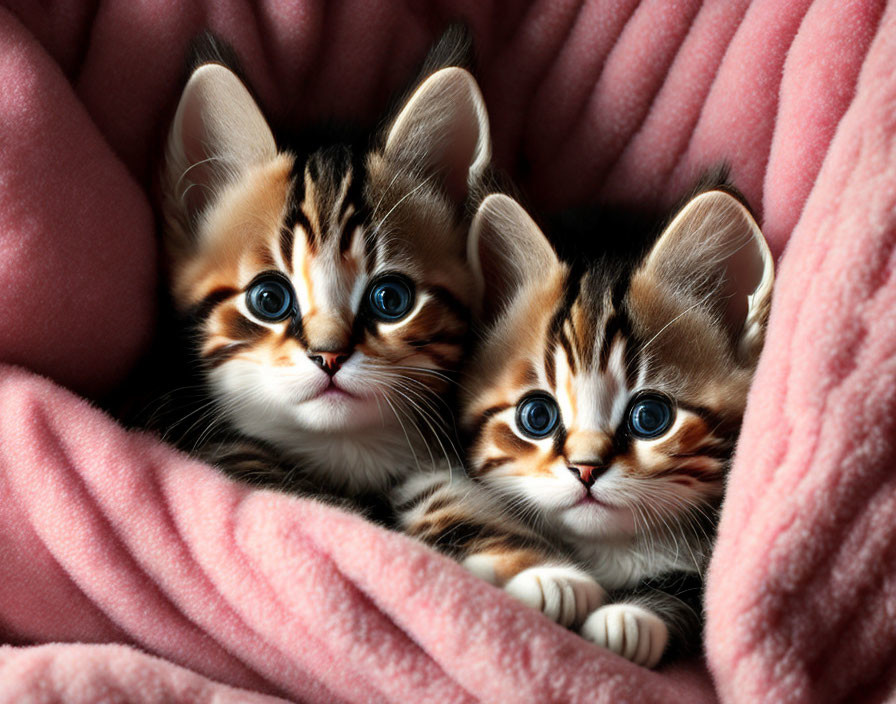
567,534,706,591
278,429,425,495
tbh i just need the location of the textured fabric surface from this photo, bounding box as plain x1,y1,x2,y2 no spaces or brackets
0,1,893,702
0,644,289,704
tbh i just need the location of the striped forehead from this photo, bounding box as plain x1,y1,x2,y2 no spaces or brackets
293,230,360,317
554,332,636,432
548,274,643,431
275,154,372,314
290,153,366,258
546,273,615,376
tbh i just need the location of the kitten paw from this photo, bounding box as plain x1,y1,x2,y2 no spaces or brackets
461,553,501,585
503,566,606,628
580,604,668,668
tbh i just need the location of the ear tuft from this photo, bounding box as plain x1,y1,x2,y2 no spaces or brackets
642,190,774,363
383,67,490,204
469,194,561,323
165,63,276,221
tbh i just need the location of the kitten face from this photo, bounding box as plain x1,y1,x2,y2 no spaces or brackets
462,193,773,543
464,267,747,540
161,62,490,490
182,149,469,439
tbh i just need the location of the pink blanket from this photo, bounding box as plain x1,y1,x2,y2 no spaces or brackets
0,1,893,702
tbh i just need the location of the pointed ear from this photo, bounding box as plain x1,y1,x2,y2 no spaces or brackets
383,67,490,203
641,190,775,363
165,63,277,220
468,194,561,323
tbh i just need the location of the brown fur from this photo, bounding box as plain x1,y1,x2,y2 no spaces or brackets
152,37,492,496
170,152,470,381
446,189,774,662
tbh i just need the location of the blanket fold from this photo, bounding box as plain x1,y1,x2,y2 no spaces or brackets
0,365,716,703
0,1,894,702
0,643,289,704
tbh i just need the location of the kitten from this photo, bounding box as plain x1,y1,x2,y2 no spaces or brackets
412,188,774,666
144,33,610,628
153,32,491,501
392,467,605,629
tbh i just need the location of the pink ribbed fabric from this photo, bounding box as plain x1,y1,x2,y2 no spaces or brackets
0,2,892,701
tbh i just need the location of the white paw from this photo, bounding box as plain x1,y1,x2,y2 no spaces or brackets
580,604,669,668
503,566,606,628
461,553,501,585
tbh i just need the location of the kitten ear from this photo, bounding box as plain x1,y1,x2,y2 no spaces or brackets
165,63,277,220
383,67,490,203
641,190,775,363
468,194,561,323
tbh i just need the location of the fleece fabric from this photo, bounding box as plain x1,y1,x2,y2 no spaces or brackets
0,2,894,702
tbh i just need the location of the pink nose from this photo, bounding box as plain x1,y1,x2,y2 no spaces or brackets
568,464,605,488
308,350,350,376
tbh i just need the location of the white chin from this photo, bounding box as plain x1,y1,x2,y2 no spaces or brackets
292,394,384,432
559,503,635,538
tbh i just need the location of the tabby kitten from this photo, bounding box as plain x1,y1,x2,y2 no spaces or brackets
155,37,611,628
454,189,773,666
153,37,608,628
157,39,491,498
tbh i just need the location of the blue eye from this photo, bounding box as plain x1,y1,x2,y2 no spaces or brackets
516,394,560,438
246,276,293,321
628,394,674,439
367,275,415,321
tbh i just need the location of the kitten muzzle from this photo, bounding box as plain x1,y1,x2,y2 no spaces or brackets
567,464,607,488
307,350,351,376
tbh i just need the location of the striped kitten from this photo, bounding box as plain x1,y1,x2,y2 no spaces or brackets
451,189,774,666
393,468,605,629
157,38,490,499
154,36,604,628
154,37,602,627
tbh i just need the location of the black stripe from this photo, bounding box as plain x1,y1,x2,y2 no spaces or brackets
421,520,535,557
470,404,510,441
551,423,568,458
667,440,735,462
624,332,641,389
203,342,250,368
224,314,267,342
557,327,577,375
339,207,365,254
494,424,537,455
662,466,725,483
478,456,513,474
289,204,315,250
285,313,308,347
216,451,279,466
285,164,307,235
290,157,321,248
428,286,469,322
337,178,355,224
424,348,460,370
676,402,741,439
279,226,295,272
611,419,633,457
363,225,380,266
189,287,238,323
302,202,322,249
548,267,584,342
544,343,557,389
338,155,366,252
393,482,443,514
424,495,456,514
545,267,583,387
599,311,633,371
408,332,467,349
